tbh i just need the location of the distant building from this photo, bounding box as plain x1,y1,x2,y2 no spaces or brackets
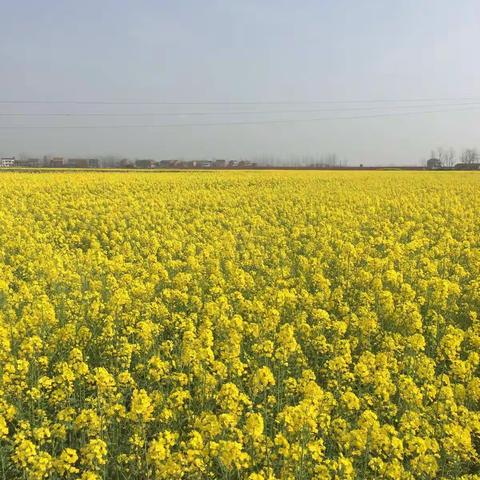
196,160,213,168
135,159,156,169
15,158,40,167
454,162,480,170
159,159,181,168
116,159,130,168
238,160,257,168
68,158,99,168
67,158,84,168
427,158,442,169
0,157,15,167
213,159,227,168
182,161,196,168
50,157,65,168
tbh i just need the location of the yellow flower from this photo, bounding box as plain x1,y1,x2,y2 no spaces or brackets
94,367,116,393
251,366,276,395
0,415,8,438
13,439,37,468
245,412,264,439
340,391,360,411
81,439,108,468
215,440,250,470
129,389,154,422
2,170,480,479
147,431,177,466
80,472,102,480
55,448,79,475
74,409,102,436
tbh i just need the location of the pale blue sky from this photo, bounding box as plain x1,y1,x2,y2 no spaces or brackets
0,0,479,164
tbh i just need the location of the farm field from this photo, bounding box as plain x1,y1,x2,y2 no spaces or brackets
1,170,480,479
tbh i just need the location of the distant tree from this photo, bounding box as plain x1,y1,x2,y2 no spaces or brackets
429,148,442,167
460,148,479,164
324,153,337,167
430,147,455,168
443,147,456,167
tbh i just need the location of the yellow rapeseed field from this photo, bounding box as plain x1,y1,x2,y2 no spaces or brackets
1,170,480,480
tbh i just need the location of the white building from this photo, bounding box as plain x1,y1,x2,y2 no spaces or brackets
0,157,15,167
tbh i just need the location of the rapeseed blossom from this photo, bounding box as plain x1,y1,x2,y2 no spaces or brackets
0,170,479,478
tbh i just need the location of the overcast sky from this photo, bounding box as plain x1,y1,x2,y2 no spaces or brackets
0,0,479,164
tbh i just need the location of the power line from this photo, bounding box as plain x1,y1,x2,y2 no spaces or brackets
0,105,479,129
1,101,480,117
0,96,480,106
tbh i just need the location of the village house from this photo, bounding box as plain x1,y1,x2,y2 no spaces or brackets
0,157,15,167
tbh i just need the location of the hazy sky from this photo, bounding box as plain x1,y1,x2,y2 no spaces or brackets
0,0,479,164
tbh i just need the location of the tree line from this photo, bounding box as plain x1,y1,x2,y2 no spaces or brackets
430,147,479,167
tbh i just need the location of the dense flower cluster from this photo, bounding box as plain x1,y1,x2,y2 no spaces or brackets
0,170,480,479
